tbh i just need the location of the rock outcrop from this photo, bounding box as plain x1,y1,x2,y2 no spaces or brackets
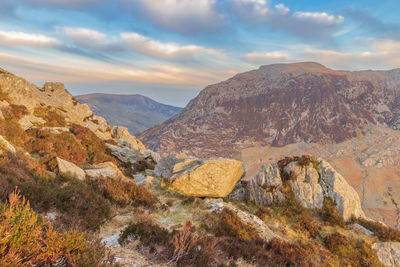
164,157,244,198
248,157,365,221
248,163,285,206
111,126,146,152
318,159,365,220
56,157,85,181
373,242,400,267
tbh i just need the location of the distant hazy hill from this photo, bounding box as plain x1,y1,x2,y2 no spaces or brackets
76,93,182,134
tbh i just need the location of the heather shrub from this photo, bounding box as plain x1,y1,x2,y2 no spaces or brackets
119,220,171,247
202,208,259,241
92,177,158,208
33,106,67,127
354,217,400,242
0,190,107,266
323,232,381,266
0,117,29,148
256,206,271,221
25,128,88,168
70,123,116,165
3,104,29,120
319,197,345,227
0,153,112,231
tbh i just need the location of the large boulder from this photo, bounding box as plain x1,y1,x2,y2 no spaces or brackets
247,163,285,206
84,162,126,180
318,159,365,220
154,156,183,179
56,157,85,181
372,242,400,267
106,144,146,164
284,161,319,183
168,158,244,198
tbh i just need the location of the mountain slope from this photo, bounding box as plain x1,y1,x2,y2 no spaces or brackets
76,93,182,134
140,62,400,158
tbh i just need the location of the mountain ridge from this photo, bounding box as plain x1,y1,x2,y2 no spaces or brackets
76,93,182,134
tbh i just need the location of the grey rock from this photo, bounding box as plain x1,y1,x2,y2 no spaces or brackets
154,156,183,179
353,223,374,236
289,181,324,209
85,168,117,179
107,144,145,164
56,157,85,181
373,242,400,267
318,159,365,221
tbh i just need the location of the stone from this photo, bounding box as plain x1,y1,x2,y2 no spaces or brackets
318,159,365,221
226,181,247,202
56,157,85,181
247,163,285,206
289,181,324,209
353,223,374,236
111,126,146,152
283,161,319,183
372,242,400,267
107,144,145,164
154,156,183,179
18,114,46,130
0,135,16,154
85,168,117,179
168,158,244,198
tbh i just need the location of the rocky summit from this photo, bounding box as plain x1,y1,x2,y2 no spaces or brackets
141,62,400,158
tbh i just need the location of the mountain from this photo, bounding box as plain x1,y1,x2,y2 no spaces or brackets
141,62,400,158
140,62,400,228
76,93,182,134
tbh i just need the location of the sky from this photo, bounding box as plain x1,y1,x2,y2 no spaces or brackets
0,0,400,107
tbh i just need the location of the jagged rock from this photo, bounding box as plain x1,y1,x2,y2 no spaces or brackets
168,158,244,198
226,180,247,201
85,168,117,179
154,156,183,179
289,181,324,209
56,157,85,181
106,144,146,164
0,135,16,154
284,161,319,183
248,163,285,206
224,203,277,241
372,242,400,267
318,159,365,221
353,223,374,236
18,114,46,130
111,126,146,152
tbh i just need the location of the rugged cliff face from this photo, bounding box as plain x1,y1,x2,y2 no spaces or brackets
141,62,400,158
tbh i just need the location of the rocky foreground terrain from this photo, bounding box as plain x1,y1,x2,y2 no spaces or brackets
77,93,182,134
141,62,400,230
1,67,400,266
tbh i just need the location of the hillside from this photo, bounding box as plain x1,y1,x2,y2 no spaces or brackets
140,62,400,158
1,67,400,266
76,93,182,134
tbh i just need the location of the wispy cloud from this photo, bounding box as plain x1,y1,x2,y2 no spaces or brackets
245,51,290,65
126,0,225,34
229,0,344,41
0,30,59,47
121,32,225,61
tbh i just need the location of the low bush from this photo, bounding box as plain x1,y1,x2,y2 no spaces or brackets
0,190,108,266
354,217,400,242
25,128,87,168
323,232,381,266
0,117,29,148
319,197,345,227
3,104,29,120
119,220,171,247
33,106,67,127
0,153,112,231
202,208,259,241
256,206,271,221
220,237,331,266
92,177,158,208
70,123,117,165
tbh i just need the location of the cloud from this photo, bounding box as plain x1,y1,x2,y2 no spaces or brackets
0,30,59,47
345,9,400,41
229,0,344,40
121,32,225,61
245,51,290,64
126,0,225,34
302,39,400,70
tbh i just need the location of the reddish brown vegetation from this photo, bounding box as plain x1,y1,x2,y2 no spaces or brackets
33,106,67,127
354,217,400,242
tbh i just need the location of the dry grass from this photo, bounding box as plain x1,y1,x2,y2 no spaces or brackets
33,106,67,127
